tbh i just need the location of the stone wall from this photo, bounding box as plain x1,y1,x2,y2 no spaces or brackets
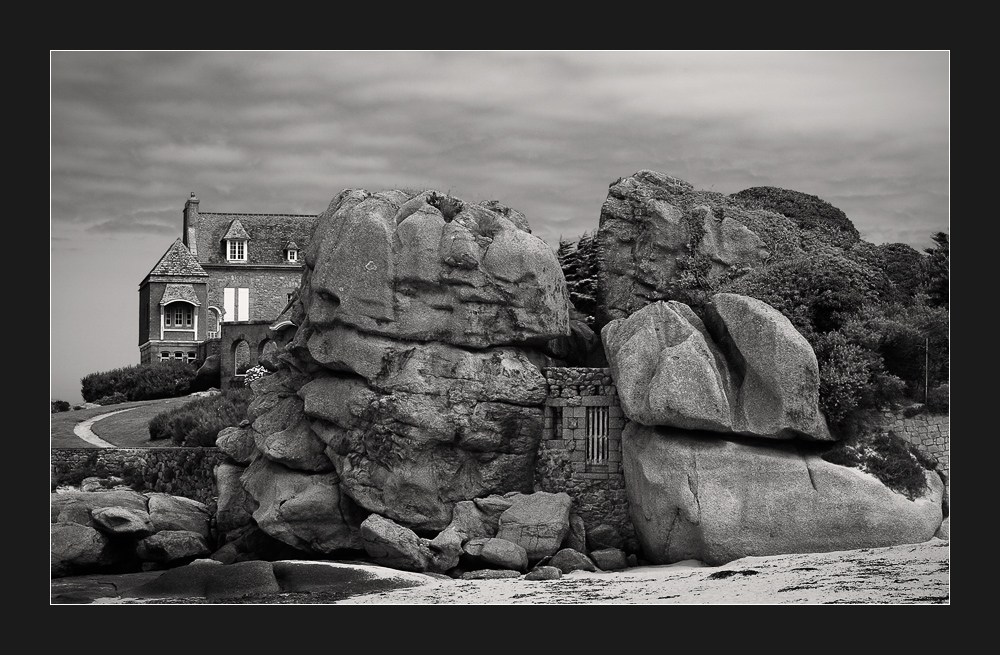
535,367,637,551
51,448,226,506
880,410,950,481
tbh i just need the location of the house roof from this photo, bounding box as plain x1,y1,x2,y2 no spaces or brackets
222,219,251,241
159,284,202,306
285,240,300,251
194,212,318,266
146,239,208,278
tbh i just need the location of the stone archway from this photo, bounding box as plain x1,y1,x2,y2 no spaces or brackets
233,339,252,376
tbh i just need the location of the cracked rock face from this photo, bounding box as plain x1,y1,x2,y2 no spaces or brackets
623,423,944,566
230,189,570,548
595,170,770,330
603,294,832,441
303,189,569,348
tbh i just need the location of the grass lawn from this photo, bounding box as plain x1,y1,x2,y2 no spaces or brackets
50,396,200,449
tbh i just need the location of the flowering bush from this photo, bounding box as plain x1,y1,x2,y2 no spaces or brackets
243,365,269,385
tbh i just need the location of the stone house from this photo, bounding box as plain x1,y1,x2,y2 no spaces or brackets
138,193,317,380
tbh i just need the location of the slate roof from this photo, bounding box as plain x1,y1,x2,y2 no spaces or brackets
222,219,251,240
146,239,208,278
196,212,318,266
159,284,201,306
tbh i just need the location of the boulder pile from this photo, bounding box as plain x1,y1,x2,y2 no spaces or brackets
51,484,214,577
215,188,572,560
602,291,944,565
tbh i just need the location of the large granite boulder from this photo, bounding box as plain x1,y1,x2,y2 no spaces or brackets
51,523,116,577
603,294,831,441
299,341,547,531
240,457,364,554
623,423,945,566
495,491,573,561
136,530,212,564
91,506,154,537
304,188,569,348
225,188,570,542
359,514,435,573
146,493,212,539
595,170,770,329
51,490,149,527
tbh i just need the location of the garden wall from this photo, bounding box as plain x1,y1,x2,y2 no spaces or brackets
51,448,226,506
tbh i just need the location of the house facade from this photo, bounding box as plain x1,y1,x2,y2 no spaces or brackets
138,193,317,376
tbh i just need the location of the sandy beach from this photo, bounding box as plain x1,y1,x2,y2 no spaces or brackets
61,538,948,605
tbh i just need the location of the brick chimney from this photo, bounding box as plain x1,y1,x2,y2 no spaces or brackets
182,192,199,255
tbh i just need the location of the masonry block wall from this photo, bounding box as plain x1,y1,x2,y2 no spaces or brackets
534,367,637,552
51,448,226,506
207,270,302,325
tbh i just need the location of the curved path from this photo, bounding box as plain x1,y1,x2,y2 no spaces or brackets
72,407,139,448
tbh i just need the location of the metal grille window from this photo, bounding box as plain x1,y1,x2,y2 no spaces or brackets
586,405,610,464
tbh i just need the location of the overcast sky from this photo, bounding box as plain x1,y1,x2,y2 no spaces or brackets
50,51,949,404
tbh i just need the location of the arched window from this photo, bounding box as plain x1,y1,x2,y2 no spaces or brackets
234,339,252,375
164,302,194,329
259,339,278,362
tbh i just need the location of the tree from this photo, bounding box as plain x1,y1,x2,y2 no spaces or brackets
923,231,949,308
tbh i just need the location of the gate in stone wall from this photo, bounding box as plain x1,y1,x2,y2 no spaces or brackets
534,367,636,551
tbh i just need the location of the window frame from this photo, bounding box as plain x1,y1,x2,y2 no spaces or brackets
164,302,194,329
227,239,247,262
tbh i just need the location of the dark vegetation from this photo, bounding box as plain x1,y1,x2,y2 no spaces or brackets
148,388,254,447
81,360,201,404
557,230,599,329
51,400,71,413
818,428,939,501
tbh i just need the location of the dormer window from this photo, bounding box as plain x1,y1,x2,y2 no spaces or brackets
228,239,247,262
284,240,301,263
287,249,298,262
222,219,251,263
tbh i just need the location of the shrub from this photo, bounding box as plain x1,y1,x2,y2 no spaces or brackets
94,392,128,406
148,388,253,447
244,365,269,385
51,400,70,413
81,360,198,403
819,428,935,500
925,384,949,414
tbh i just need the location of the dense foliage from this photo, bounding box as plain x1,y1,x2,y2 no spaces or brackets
730,186,861,244
81,360,199,403
51,400,71,413
557,231,599,328
148,388,253,447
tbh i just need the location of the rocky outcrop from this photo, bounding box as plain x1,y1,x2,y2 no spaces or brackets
304,188,568,348
595,170,770,329
623,423,945,566
240,457,364,554
603,294,831,441
51,489,216,578
226,188,570,549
